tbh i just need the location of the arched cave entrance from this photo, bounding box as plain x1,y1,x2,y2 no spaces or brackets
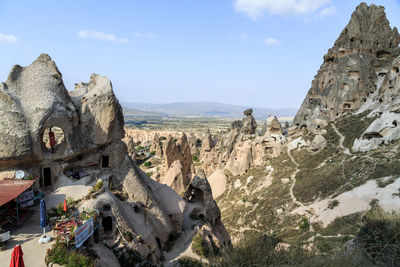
42,126,65,153
102,216,113,232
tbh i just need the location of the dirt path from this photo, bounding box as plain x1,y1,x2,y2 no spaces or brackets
286,146,303,208
331,124,351,155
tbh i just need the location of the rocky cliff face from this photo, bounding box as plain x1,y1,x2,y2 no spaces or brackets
294,3,400,128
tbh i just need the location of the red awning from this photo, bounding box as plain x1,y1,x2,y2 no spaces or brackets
0,180,35,206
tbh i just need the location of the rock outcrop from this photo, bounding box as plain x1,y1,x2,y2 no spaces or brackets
0,54,230,265
241,109,257,135
183,170,232,252
262,116,283,137
294,3,400,128
124,136,137,163
150,133,163,158
200,129,214,157
160,134,195,194
201,110,285,176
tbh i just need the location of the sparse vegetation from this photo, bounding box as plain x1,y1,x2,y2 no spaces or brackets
143,161,152,168
45,238,95,266
376,176,396,187
328,199,339,209
192,233,208,257
92,180,103,192
357,207,400,265
335,112,377,150
192,155,199,162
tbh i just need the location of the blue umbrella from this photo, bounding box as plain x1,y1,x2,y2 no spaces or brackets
40,199,47,234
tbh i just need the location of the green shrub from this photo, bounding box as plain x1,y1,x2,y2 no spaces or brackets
192,233,209,257
328,199,339,209
299,217,310,230
150,151,156,156
92,180,103,192
376,176,395,188
123,231,133,242
135,145,145,151
46,238,94,266
177,256,202,267
143,162,152,168
192,155,199,162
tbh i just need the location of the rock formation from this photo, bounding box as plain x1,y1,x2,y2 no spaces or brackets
150,133,163,158
240,109,257,135
200,129,214,157
309,134,327,152
160,134,195,194
0,54,230,265
262,116,283,137
123,136,137,163
294,3,400,128
201,109,285,176
183,170,232,251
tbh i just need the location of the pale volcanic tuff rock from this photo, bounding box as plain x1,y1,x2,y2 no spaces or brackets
0,54,124,166
183,170,232,252
0,54,230,264
123,136,136,163
261,115,283,137
161,134,195,194
200,129,214,158
240,108,257,135
201,109,285,176
294,3,400,128
150,133,163,158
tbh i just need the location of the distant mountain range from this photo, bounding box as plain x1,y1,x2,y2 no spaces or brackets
122,101,297,120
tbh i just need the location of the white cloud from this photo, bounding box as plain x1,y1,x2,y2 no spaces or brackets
78,30,128,43
134,32,155,38
264,38,279,45
0,33,19,44
234,0,335,19
317,6,337,18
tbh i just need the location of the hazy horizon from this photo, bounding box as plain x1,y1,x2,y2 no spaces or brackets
0,0,399,109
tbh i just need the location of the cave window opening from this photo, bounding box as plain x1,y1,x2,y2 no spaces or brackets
393,121,398,127
379,98,383,103
102,216,113,232
395,67,399,73
317,125,320,129
343,103,351,109
101,155,109,168
42,126,65,153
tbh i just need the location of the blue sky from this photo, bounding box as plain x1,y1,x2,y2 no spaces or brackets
0,0,399,109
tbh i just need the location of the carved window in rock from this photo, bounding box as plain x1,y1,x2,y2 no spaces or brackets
42,126,65,152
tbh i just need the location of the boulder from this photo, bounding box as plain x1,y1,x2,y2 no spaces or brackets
241,109,257,135
309,134,327,151
262,116,282,137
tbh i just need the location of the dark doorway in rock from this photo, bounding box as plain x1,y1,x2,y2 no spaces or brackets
102,216,112,231
101,155,109,168
155,237,161,250
43,167,51,187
